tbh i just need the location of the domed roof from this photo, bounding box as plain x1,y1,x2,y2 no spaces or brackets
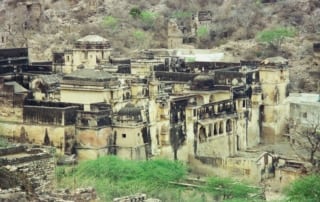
191,74,215,91
118,103,141,117
77,35,109,44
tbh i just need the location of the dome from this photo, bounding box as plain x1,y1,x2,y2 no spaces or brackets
118,103,141,117
77,35,109,44
75,35,111,49
191,74,215,90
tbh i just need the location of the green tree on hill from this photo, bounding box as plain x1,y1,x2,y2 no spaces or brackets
256,27,296,51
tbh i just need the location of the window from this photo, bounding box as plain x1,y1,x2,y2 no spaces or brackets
122,134,126,138
302,112,307,118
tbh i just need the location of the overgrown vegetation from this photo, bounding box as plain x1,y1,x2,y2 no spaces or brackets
285,174,320,202
256,27,296,50
203,177,262,202
0,136,10,147
56,156,262,201
56,156,187,201
102,16,119,32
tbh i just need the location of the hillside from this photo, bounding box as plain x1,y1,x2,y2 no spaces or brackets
0,0,319,91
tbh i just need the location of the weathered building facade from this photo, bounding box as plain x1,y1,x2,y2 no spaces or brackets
0,36,294,166
53,35,112,74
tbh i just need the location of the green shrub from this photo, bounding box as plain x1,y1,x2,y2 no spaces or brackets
197,26,209,39
286,175,320,202
172,10,193,20
139,11,157,28
203,177,260,201
133,30,145,42
0,136,9,147
102,16,118,31
256,27,296,49
129,7,141,19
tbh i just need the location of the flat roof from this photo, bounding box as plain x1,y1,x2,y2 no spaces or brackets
286,93,320,104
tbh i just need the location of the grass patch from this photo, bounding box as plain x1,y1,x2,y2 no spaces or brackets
56,156,262,201
56,156,187,201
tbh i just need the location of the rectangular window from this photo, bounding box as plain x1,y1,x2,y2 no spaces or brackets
302,112,307,118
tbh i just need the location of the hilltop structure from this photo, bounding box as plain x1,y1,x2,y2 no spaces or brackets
0,35,317,183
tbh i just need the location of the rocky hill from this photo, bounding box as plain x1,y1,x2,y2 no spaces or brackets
0,0,319,91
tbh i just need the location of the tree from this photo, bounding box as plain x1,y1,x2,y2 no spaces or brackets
197,26,209,39
139,11,157,29
286,174,320,202
131,29,152,49
204,177,261,201
102,16,118,32
290,114,320,165
129,7,141,19
256,27,296,51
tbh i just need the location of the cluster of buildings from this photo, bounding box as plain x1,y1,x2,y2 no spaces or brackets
0,34,319,182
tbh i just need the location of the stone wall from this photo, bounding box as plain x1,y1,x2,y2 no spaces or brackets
0,146,55,193
0,145,97,201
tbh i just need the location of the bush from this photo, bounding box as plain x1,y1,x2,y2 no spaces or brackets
256,27,296,50
139,11,157,29
129,7,141,19
286,175,320,202
171,10,193,20
57,156,187,201
0,136,9,147
197,26,209,39
203,177,260,201
102,16,118,31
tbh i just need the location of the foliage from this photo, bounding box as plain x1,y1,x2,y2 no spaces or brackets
256,27,296,49
285,175,320,202
56,156,187,201
102,16,118,31
203,177,260,201
133,30,145,42
171,10,193,20
56,156,262,201
0,136,10,147
197,26,210,39
139,11,157,28
129,7,141,19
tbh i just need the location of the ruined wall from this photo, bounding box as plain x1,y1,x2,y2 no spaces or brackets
0,122,75,150
0,146,54,194
195,153,275,183
197,134,236,158
259,67,289,143
113,127,145,148
0,83,27,123
76,127,112,149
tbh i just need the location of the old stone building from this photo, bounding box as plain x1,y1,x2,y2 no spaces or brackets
167,19,184,49
53,35,112,73
0,37,298,171
259,57,290,144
